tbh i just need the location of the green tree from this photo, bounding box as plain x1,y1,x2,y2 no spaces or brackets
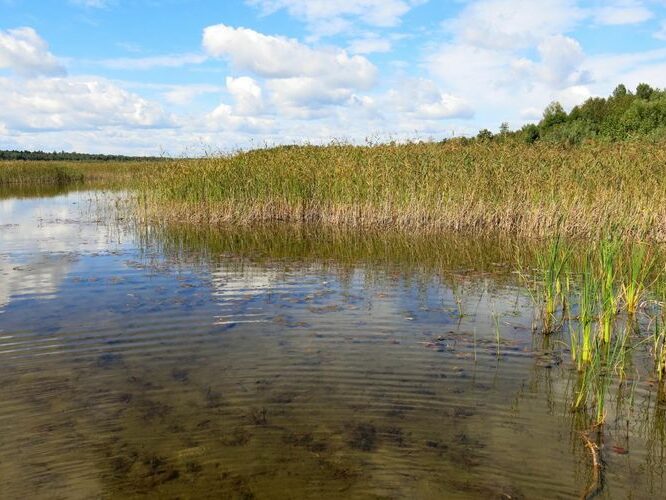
521,124,540,144
540,101,568,129
476,129,494,141
612,84,628,98
636,83,654,100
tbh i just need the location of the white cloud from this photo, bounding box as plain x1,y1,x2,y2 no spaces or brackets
226,76,264,115
594,0,653,25
246,0,425,36
0,76,173,131
426,1,600,129
536,35,588,88
266,77,355,109
446,0,585,50
202,24,377,89
584,48,666,91
205,103,274,132
0,27,66,77
202,24,379,114
384,79,474,119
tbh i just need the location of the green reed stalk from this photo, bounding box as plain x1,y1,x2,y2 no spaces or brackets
579,256,598,368
536,235,569,334
573,327,627,425
622,243,654,317
598,237,620,343
655,277,666,381
596,328,627,425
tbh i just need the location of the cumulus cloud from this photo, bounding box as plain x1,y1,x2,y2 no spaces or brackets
384,79,474,119
0,27,66,77
246,0,424,36
536,35,588,88
226,76,264,115
205,103,274,133
446,0,585,50
203,24,380,114
266,77,356,109
202,24,377,88
0,76,173,131
424,0,647,129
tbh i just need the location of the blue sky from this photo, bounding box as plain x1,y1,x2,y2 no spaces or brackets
1,0,666,154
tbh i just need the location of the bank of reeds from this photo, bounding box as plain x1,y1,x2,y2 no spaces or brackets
141,140,666,240
0,161,159,189
0,162,84,186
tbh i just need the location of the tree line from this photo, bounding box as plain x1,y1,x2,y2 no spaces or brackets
0,150,166,161
478,83,666,144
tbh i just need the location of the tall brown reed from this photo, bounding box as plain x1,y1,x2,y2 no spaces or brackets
141,140,666,240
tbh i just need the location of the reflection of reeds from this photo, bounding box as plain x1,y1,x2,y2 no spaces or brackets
654,319,666,381
655,279,666,381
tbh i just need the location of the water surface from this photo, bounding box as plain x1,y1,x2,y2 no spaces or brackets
0,189,664,499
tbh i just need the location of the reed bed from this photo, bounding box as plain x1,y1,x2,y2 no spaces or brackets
0,162,84,186
0,160,160,189
141,140,666,240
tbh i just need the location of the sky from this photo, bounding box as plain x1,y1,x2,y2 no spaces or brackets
1,1,666,155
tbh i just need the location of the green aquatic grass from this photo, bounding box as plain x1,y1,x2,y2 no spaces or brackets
536,234,569,334
621,243,655,316
598,237,621,343
579,257,599,367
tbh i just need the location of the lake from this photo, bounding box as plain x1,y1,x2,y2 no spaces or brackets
0,189,664,499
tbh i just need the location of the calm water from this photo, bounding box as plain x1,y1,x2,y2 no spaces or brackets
0,190,664,499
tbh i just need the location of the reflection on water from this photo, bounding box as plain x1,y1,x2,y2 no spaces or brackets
0,190,665,498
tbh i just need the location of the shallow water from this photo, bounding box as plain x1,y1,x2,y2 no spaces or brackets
0,190,665,499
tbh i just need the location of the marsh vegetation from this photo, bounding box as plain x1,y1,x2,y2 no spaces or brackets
2,83,666,498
